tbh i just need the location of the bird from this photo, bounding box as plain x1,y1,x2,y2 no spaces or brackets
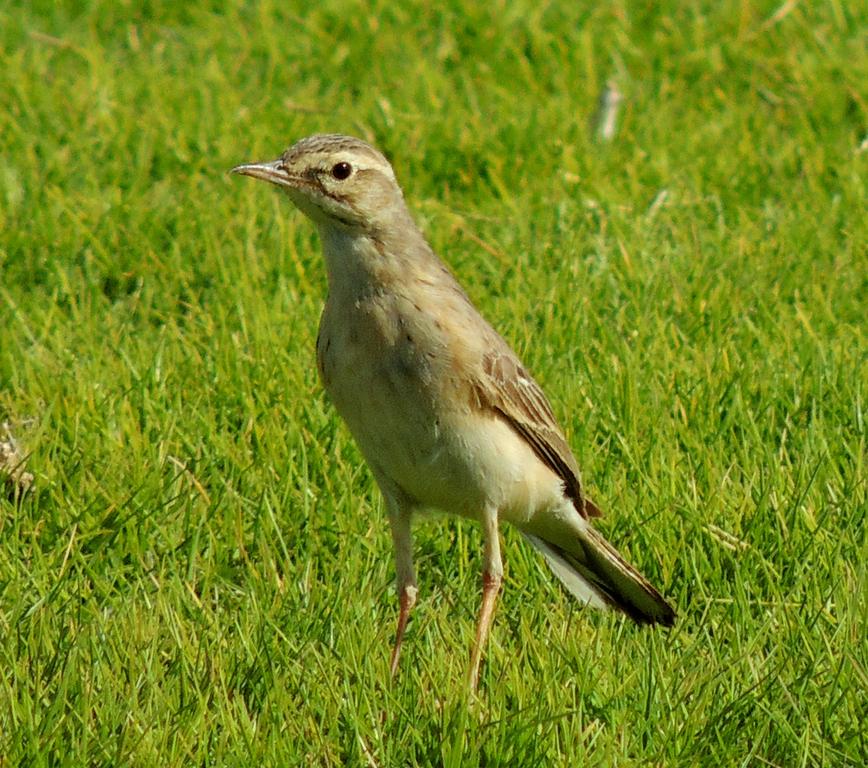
231,134,675,690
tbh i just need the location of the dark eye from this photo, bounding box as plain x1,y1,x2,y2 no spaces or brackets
331,162,352,180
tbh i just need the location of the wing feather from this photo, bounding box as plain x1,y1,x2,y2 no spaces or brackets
474,346,601,518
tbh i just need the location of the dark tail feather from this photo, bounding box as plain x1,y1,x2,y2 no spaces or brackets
522,526,676,627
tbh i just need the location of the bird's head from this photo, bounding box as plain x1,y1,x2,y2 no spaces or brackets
232,134,405,233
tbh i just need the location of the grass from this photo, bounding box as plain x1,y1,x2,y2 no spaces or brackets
1,0,865,765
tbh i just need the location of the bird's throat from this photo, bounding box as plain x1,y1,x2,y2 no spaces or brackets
318,225,395,302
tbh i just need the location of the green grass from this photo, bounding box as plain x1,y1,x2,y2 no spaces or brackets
1,0,866,765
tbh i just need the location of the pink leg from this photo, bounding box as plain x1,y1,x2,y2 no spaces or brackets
389,583,418,677
468,507,503,691
386,503,417,680
468,570,502,691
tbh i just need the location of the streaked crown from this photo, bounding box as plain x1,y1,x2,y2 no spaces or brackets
232,134,405,231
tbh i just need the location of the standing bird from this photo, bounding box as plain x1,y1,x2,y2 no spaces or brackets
232,134,675,689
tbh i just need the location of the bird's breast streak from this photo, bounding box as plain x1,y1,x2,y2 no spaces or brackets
317,298,477,511
316,299,563,519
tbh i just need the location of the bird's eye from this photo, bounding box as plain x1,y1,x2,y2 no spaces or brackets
331,162,353,180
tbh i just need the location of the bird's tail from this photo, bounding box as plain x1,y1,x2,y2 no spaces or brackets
522,525,676,626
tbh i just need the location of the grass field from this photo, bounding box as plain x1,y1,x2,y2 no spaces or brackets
1,1,866,765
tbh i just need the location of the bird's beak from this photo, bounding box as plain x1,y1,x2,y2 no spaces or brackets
230,159,296,188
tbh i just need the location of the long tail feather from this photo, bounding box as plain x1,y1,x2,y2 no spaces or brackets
522,527,676,627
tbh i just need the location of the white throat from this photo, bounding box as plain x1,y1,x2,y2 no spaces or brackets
318,224,388,302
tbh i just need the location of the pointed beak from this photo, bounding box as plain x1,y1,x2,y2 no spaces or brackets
230,159,297,188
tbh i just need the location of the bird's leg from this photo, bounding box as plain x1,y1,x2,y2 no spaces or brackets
468,507,502,692
390,582,417,678
386,504,417,679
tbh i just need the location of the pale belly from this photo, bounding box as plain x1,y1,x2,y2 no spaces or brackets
318,302,564,522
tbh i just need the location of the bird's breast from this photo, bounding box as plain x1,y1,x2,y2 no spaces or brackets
314,294,564,520
317,292,436,420
315,294,472,507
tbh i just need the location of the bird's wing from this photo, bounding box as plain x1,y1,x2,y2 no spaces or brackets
473,344,602,518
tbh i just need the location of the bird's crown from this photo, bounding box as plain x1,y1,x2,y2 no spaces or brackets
232,134,404,231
